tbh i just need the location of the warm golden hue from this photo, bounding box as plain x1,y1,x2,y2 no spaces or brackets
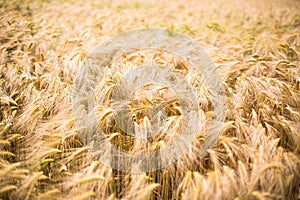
0,0,299,199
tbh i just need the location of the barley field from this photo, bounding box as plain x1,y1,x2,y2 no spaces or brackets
0,0,299,199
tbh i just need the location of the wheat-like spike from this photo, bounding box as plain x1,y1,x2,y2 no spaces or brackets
0,185,17,194
0,163,21,177
39,149,61,159
76,175,105,185
0,139,10,146
251,191,266,200
37,188,61,200
0,151,15,157
0,123,12,137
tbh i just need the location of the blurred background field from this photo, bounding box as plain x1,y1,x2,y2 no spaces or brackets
0,0,299,199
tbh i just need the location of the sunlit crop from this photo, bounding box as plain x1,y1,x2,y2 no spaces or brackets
0,0,299,199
